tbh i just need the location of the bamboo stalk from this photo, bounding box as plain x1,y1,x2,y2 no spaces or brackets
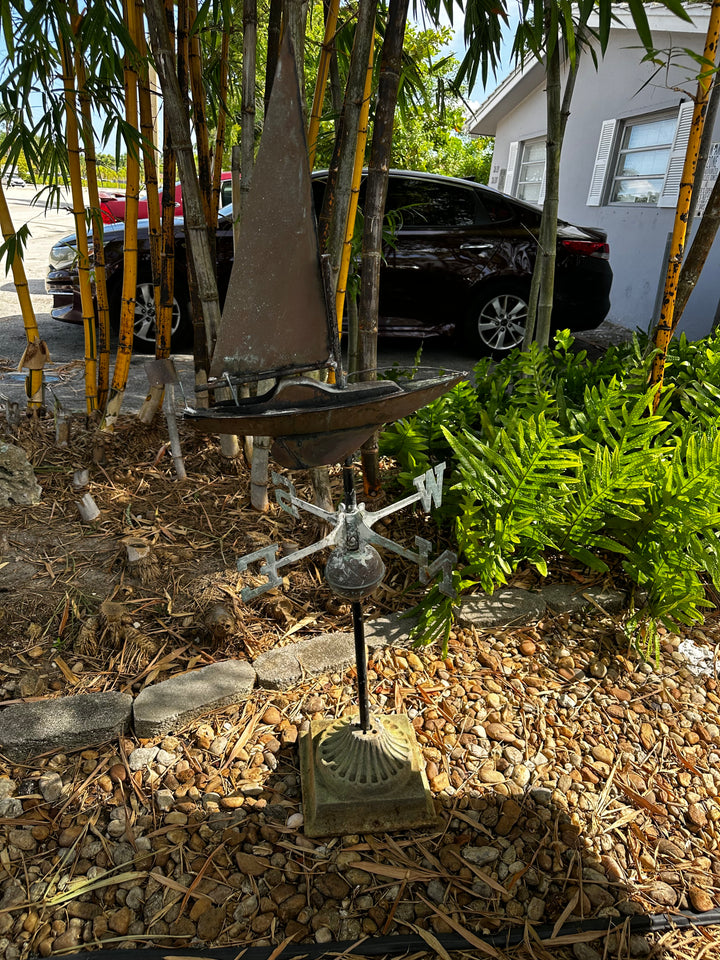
136,0,162,316
139,0,176,425
336,34,373,340
240,0,257,219
0,184,46,408
211,30,230,226
320,0,377,291
103,0,141,428
175,0,206,389
59,9,98,414
175,0,210,382
357,0,406,497
73,8,111,409
650,0,720,405
145,0,223,373
188,0,213,232
308,0,341,171
212,18,239,459
231,142,241,250
264,0,282,117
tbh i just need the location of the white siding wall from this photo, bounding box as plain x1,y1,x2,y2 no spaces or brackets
488,28,720,340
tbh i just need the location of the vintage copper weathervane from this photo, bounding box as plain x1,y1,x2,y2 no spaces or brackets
185,34,466,835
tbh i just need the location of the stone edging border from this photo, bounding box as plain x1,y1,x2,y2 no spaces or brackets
0,584,627,764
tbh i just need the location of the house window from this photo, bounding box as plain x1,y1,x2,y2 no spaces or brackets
610,114,677,204
587,103,694,208
516,139,545,203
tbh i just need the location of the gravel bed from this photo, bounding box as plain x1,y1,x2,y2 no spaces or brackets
1,613,719,960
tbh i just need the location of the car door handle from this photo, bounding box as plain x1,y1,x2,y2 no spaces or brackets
460,242,494,251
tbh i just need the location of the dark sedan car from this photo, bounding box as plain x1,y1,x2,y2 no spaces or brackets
47,170,612,355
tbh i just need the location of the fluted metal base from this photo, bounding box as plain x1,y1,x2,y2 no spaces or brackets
300,714,437,837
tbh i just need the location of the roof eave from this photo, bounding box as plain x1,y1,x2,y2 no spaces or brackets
467,59,545,137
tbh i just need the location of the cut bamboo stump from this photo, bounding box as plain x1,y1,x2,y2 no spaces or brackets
76,493,100,522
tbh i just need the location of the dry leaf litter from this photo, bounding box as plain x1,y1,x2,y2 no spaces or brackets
0,414,719,960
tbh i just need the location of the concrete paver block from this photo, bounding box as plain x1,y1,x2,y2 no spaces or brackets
296,632,356,675
133,660,256,738
457,588,547,631
0,692,133,762
364,611,420,649
540,583,627,615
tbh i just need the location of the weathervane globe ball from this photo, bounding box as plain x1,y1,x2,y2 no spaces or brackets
324,543,386,600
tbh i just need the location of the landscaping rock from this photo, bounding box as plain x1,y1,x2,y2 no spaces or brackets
133,660,256,737
0,442,42,507
0,692,132,761
457,588,546,630
539,583,627,614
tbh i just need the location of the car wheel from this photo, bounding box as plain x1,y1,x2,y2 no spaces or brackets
466,282,530,356
110,277,190,352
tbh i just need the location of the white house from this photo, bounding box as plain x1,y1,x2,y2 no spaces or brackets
468,5,718,339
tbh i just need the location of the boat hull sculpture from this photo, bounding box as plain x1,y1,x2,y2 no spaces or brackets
185,372,464,468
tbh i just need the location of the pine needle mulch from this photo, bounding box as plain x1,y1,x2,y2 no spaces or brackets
1,412,719,960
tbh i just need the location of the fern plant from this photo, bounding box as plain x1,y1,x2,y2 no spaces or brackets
387,329,720,653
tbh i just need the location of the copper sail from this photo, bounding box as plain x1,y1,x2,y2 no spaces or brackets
209,33,337,380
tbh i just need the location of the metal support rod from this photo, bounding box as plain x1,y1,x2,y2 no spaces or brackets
352,600,371,731
342,458,356,508
344,458,370,731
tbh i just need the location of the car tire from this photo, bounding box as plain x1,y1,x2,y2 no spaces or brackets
464,280,530,357
108,275,191,353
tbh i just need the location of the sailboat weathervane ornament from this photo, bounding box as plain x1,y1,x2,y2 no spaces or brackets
185,32,467,835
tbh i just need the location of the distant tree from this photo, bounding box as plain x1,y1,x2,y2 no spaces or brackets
390,25,492,181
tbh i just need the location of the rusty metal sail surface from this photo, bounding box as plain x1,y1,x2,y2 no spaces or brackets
210,33,336,380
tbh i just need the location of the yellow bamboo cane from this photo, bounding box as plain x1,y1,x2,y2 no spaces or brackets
73,9,111,409
650,0,720,407
59,14,98,414
0,184,47,408
336,33,373,340
308,0,341,171
103,0,141,428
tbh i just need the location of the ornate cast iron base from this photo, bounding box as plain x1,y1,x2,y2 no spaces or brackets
299,714,437,837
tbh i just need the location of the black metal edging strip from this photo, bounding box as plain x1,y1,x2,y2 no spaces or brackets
54,908,720,960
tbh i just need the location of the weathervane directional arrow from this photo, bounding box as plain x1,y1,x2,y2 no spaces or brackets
236,462,457,602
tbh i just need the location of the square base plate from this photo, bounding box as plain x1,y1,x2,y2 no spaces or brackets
299,713,438,838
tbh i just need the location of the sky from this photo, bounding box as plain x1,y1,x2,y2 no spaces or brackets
0,4,520,163
412,1,520,116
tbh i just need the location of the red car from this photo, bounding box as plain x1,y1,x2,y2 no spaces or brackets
98,172,233,224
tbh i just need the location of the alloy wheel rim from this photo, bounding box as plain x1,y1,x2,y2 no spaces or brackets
133,282,181,343
476,293,528,351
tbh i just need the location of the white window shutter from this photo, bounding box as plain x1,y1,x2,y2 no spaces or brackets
586,119,617,206
659,101,695,207
505,141,519,196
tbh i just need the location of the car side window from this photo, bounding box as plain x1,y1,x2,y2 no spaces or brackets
384,178,484,227
481,193,515,223
221,180,233,206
